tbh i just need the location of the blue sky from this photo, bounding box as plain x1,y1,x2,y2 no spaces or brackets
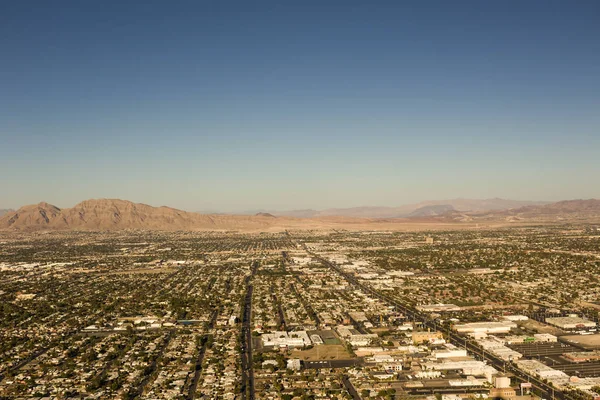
1,1,599,211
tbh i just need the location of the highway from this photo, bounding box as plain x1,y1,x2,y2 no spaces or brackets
292,237,572,400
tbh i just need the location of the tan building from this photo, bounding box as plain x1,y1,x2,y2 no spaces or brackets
489,387,517,399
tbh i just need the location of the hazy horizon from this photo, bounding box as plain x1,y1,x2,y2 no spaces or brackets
0,196,566,215
2,1,599,211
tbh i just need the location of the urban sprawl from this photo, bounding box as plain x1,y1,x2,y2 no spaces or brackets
1,227,600,400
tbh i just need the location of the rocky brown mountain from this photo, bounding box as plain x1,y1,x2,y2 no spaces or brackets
1,198,599,232
0,199,279,231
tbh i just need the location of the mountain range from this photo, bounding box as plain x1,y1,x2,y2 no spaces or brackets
1,198,599,232
271,198,548,218
0,209,13,217
0,200,283,232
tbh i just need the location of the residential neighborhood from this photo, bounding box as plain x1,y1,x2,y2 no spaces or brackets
1,227,600,399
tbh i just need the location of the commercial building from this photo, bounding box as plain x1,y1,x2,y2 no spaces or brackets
412,331,444,344
545,316,597,330
516,359,569,379
422,360,499,382
533,333,557,342
287,359,302,371
448,377,486,387
433,343,468,359
262,331,311,349
417,304,462,312
494,375,511,388
503,315,529,322
477,336,523,361
454,321,517,334
503,335,536,344
563,351,600,363
348,333,378,346
489,387,517,399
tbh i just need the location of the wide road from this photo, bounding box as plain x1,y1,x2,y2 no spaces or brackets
188,276,227,399
132,329,175,398
187,309,219,399
271,289,287,331
342,375,361,400
240,262,257,400
292,237,570,400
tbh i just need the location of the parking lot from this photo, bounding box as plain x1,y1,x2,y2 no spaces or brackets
560,334,600,350
508,342,579,357
553,361,600,378
304,359,363,369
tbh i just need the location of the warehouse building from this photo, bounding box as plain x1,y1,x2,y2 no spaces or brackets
545,316,597,330
454,321,517,334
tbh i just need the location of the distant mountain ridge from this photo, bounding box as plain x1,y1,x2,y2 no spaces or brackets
490,199,600,219
408,204,455,217
255,212,276,218
1,198,598,232
428,199,600,223
0,209,14,217
273,198,547,218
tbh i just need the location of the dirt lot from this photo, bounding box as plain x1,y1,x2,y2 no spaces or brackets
560,334,600,350
518,319,565,335
291,345,352,361
97,268,178,275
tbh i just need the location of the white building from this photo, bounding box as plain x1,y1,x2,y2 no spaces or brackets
287,359,302,371
422,360,499,383
336,325,355,338
516,359,569,379
433,343,469,359
448,377,486,387
545,316,596,330
477,336,523,361
534,333,558,342
454,321,517,334
417,304,462,312
503,315,529,322
494,376,511,388
348,333,378,346
262,331,311,348
416,370,442,379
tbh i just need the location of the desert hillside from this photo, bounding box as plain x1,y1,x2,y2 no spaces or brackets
0,199,283,231
1,198,599,232
274,198,547,218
